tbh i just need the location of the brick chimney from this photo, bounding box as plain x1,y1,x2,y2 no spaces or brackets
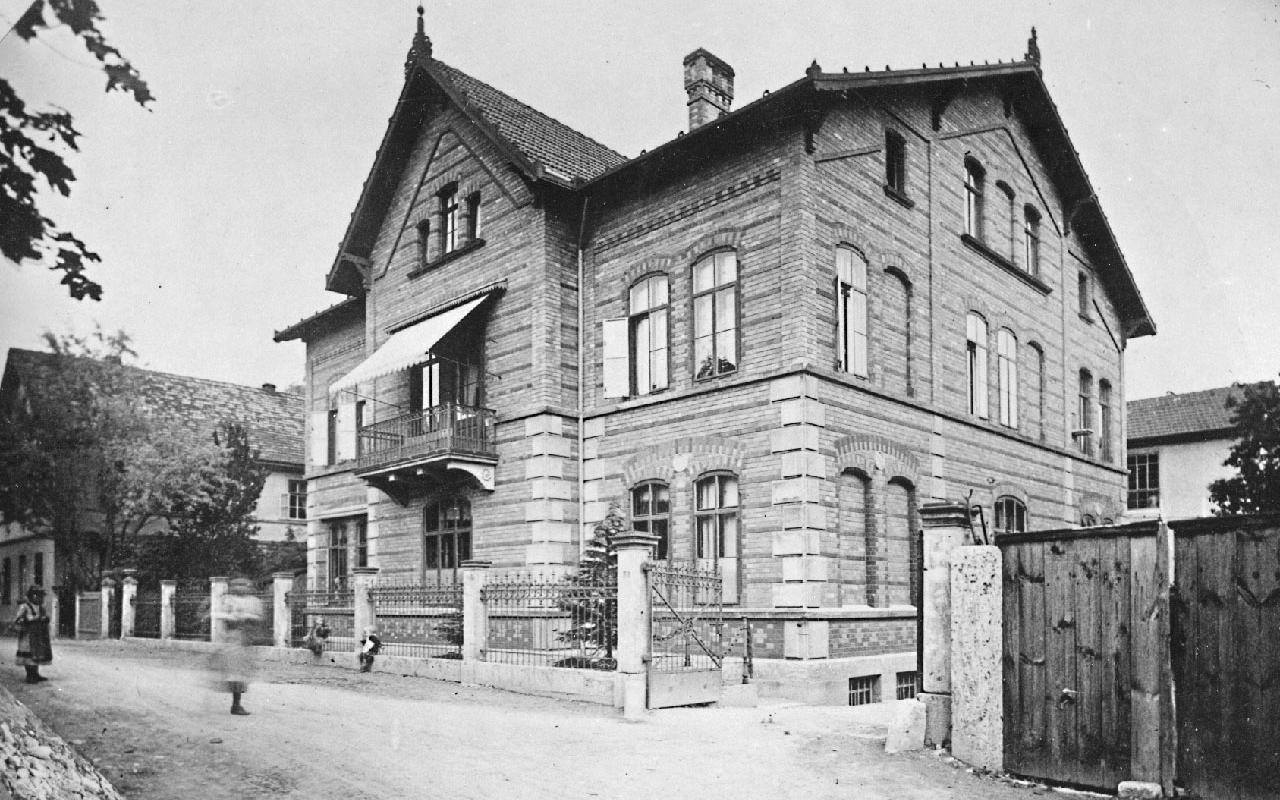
683,49,734,131
261,382,277,393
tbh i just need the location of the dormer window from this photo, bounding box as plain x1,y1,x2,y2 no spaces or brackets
964,157,985,239
439,185,459,255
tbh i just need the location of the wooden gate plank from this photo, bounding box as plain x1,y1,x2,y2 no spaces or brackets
1237,528,1280,800
1074,536,1105,789
1002,539,1023,772
1171,528,1199,794
1045,537,1079,783
1213,528,1240,800
1096,534,1128,787
1111,534,1133,784
1129,531,1162,786
1021,539,1049,779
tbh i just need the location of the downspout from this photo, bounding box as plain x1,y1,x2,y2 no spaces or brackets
576,193,591,558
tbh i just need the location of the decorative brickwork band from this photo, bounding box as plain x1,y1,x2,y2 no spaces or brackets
920,501,970,529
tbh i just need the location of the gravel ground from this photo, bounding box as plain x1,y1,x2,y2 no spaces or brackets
0,638,1061,799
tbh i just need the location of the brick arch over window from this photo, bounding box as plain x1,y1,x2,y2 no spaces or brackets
682,228,744,264
621,436,748,488
829,224,877,265
622,255,677,291
833,435,920,487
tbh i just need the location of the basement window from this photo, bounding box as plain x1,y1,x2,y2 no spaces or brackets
848,675,880,706
895,671,918,700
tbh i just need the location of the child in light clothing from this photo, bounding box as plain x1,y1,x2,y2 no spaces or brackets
359,628,382,672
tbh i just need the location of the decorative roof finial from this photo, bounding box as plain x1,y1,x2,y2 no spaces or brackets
1025,26,1041,67
405,4,432,73
806,59,822,79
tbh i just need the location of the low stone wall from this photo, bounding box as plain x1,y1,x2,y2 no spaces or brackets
0,685,123,800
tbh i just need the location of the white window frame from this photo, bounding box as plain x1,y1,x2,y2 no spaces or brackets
692,251,739,380
964,158,985,238
836,246,869,377
628,275,670,395
966,313,989,419
997,328,1018,428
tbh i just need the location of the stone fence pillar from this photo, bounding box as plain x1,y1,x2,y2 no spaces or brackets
99,578,115,640
272,572,294,648
460,561,491,662
615,532,659,720
918,500,968,746
209,577,228,643
48,588,60,640
160,580,176,640
120,573,138,638
351,567,380,645
950,545,1003,772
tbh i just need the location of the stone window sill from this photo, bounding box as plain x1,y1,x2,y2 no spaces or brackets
960,234,1051,295
408,238,486,279
883,184,915,209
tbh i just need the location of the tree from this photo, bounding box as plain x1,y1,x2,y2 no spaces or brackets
1209,380,1280,515
136,422,268,583
2,0,153,300
555,503,627,668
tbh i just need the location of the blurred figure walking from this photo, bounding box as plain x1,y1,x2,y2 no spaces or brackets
9,586,52,683
212,578,262,715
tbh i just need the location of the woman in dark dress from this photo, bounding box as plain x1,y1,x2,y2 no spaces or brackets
10,585,53,683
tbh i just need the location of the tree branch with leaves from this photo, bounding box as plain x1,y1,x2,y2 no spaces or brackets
1209,380,1280,515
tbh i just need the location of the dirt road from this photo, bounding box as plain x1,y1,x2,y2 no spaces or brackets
0,639,1046,799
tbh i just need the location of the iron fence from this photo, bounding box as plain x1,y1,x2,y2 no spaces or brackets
286,589,357,653
481,571,617,670
369,577,463,659
649,562,725,672
77,594,101,638
174,590,210,641
132,592,162,638
245,590,275,646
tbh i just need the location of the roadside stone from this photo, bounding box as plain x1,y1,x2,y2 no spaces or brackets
0,684,124,800
1117,780,1162,799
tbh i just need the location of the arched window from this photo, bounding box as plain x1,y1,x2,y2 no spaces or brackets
1099,379,1114,462
836,246,868,377
885,478,918,608
1077,369,1094,456
693,251,739,379
423,496,472,583
1023,206,1041,277
883,267,912,395
837,470,872,606
695,473,740,603
966,313,989,419
997,328,1018,428
994,496,1028,534
1028,342,1045,441
416,219,431,268
630,480,670,559
438,184,459,255
964,157,985,238
629,275,669,395
996,181,1016,260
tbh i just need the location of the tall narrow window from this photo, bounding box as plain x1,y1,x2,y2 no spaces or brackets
284,478,307,520
1029,342,1046,440
1023,206,1041,277
354,401,366,457
1099,380,1114,462
836,246,869,377
966,313,989,419
997,328,1018,428
629,275,669,395
326,408,338,464
32,553,43,587
327,521,349,591
964,158,985,239
630,481,670,559
1078,271,1091,317
355,519,368,568
16,556,25,595
1077,369,1094,456
416,219,431,268
885,130,906,194
693,250,738,379
423,496,472,584
466,191,481,241
0,558,9,604
439,185,459,255
997,181,1016,260
1127,453,1160,510
695,473,740,603
994,496,1028,534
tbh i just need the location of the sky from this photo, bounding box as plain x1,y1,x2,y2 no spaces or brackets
1,1,1278,401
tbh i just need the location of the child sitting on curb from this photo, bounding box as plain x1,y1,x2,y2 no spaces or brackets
358,628,382,673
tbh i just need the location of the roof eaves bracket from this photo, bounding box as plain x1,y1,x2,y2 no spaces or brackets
930,81,965,132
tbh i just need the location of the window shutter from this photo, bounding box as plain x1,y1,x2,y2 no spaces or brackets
834,275,845,371
309,411,329,467
602,318,629,398
336,401,357,461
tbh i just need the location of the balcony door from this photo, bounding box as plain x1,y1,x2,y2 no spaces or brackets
409,356,482,435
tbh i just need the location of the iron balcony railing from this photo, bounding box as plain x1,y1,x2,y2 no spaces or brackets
356,404,496,472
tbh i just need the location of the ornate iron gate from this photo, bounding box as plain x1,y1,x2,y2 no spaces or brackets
647,563,725,708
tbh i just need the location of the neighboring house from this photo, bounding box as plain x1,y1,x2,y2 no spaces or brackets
1126,384,1259,519
0,348,306,608
275,16,1153,693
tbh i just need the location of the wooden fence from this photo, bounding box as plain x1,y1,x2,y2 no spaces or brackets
998,515,1280,799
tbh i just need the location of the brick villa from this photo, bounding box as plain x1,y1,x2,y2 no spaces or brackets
275,14,1153,698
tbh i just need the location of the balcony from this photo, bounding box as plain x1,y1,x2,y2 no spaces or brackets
355,404,498,497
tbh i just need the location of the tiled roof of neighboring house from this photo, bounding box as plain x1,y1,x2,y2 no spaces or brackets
1127,384,1265,443
434,62,626,184
2,349,304,467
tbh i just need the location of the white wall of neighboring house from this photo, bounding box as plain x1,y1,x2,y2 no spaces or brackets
1130,437,1234,520
252,469,306,542
0,526,55,605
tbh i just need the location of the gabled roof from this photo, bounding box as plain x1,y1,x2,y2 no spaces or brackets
274,296,363,343
2,349,305,467
1127,383,1268,444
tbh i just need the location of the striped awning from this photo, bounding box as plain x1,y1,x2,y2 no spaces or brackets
328,294,488,394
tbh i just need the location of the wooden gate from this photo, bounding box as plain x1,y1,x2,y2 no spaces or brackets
998,521,1173,792
647,563,724,708
1170,516,1280,800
